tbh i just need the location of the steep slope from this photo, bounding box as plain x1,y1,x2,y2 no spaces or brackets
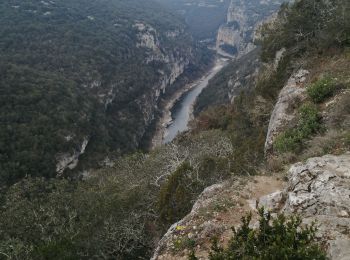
194,0,284,114
194,47,261,115
216,0,283,57
0,0,206,185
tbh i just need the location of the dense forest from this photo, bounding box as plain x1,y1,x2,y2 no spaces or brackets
0,0,349,259
0,0,213,186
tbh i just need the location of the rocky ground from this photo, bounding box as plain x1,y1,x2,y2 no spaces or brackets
153,153,350,260
152,175,285,259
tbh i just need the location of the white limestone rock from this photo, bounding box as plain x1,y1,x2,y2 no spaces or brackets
264,69,310,153
56,137,89,174
263,153,350,260
258,190,284,212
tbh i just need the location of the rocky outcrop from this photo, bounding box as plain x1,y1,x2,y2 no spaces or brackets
153,153,350,259
152,176,284,259
264,69,310,153
56,137,89,174
257,153,350,260
135,23,160,52
151,183,225,260
216,0,283,57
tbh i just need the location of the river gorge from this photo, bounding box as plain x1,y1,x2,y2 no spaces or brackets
151,57,229,147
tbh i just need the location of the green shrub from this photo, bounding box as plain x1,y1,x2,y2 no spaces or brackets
307,77,338,103
298,103,323,137
274,129,301,153
274,103,322,153
193,208,327,260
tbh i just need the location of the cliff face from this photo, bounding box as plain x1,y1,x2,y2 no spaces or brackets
264,69,310,153
216,0,282,57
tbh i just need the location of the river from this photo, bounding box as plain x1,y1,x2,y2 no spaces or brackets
155,57,228,145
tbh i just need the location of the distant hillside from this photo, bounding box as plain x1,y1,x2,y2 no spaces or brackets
0,0,211,185
155,0,231,40
216,0,284,56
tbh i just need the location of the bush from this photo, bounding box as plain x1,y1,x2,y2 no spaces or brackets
307,77,338,103
193,208,327,260
298,103,323,138
274,103,322,153
158,163,198,226
274,129,301,153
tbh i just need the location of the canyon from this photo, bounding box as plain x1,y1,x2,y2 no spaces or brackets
1,0,349,259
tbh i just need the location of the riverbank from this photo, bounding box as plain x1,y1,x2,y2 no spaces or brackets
151,57,229,148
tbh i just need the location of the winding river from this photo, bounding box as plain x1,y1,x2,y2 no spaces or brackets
161,57,229,144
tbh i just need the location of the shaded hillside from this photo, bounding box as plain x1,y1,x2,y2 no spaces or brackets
0,0,211,185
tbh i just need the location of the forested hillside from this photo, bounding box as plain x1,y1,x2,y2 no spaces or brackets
0,0,212,185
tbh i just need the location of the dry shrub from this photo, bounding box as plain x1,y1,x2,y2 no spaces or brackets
267,153,297,173
325,91,350,128
301,130,346,159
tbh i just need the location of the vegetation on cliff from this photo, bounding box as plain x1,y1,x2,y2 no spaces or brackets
191,209,326,260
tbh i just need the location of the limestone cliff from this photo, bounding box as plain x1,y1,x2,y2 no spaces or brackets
216,0,282,57
259,154,350,260
56,137,89,174
264,69,310,153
